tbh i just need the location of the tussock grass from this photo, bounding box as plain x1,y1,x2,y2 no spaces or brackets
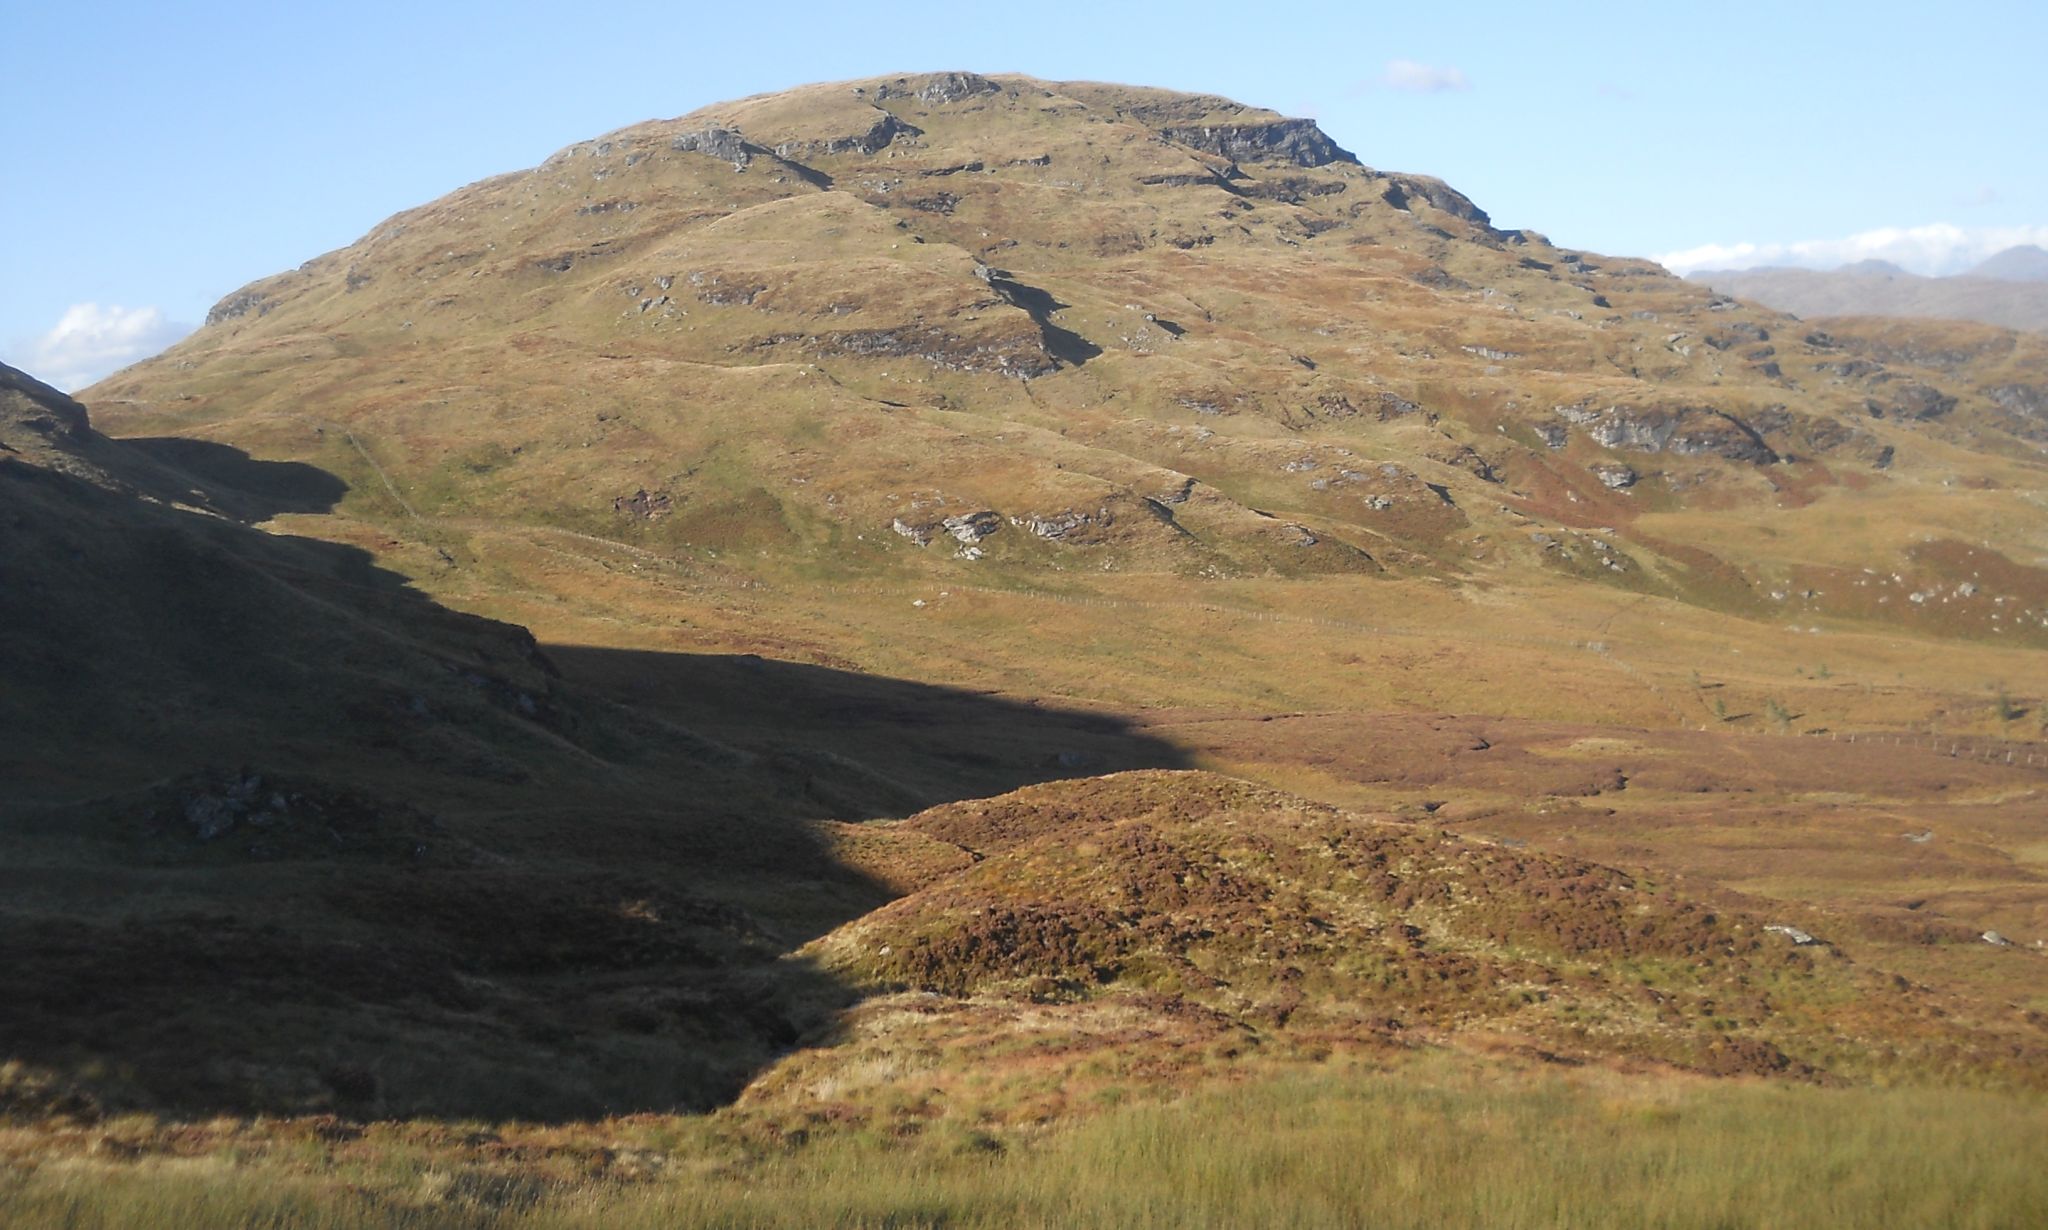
8,1063,2044,1229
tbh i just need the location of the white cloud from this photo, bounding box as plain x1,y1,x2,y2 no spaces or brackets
1378,60,1470,93
11,303,192,392
1654,223,2048,277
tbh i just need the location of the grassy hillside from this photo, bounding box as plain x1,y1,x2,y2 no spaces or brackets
6,70,2047,1226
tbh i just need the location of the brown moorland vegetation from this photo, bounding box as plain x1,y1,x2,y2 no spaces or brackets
5,71,2047,1225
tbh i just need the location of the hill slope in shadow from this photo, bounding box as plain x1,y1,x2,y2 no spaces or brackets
0,360,1190,1121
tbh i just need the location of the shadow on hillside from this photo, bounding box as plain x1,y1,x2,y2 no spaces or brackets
986,271,1104,368
1,439,1190,1124
118,436,351,523
546,644,1182,820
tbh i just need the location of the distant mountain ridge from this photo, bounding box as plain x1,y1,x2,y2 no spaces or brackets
1690,245,2048,331
1970,243,2048,282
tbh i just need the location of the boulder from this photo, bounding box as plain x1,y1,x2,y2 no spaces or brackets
942,511,1001,544
1592,463,1638,490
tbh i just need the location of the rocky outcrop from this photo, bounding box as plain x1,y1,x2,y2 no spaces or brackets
1743,407,1887,466
1704,323,1770,350
1377,175,1494,228
942,511,1001,544
771,111,924,160
1556,403,1779,465
1986,383,2045,419
142,768,449,863
872,72,1003,106
1764,925,1820,946
205,289,277,326
891,518,935,546
670,125,759,168
1428,443,1499,482
1984,382,2048,440
1592,463,1639,490
1157,119,1355,168
769,324,1058,378
1020,509,1094,540
1862,379,1957,421
893,509,1002,548
0,362,90,441
1237,175,1348,203
613,489,673,519
1823,329,2016,373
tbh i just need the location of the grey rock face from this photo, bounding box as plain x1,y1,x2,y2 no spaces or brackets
873,72,1002,106
917,73,999,104
1559,404,1778,465
1157,119,1355,168
1592,463,1639,490
1987,383,2045,418
943,511,1001,544
775,112,924,159
1704,323,1770,350
1864,380,1957,421
1022,510,1091,540
206,290,275,326
891,518,936,546
776,325,1058,379
1375,174,1493,227
671,126,757,168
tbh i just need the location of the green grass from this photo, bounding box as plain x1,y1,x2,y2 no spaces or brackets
8,1062,2044,1229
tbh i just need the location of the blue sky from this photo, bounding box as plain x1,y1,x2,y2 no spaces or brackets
5,0,2044,388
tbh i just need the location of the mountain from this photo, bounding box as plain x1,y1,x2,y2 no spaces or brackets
1691,255,2048,332
1970,243,2048,282
85,71,2048,649
14,71,2048,1171
1837,258,1909,277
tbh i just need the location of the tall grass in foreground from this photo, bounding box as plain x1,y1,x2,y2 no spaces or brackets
6,1065,2045,1229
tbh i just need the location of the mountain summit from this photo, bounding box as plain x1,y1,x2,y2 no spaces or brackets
1969,243,2048,282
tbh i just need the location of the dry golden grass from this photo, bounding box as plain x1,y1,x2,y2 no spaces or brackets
6,1056,2046,1229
